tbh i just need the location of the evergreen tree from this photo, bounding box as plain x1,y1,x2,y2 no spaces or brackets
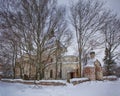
103,48,117,75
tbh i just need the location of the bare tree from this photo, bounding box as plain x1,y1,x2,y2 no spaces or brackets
0,37,13,77
0,29,20,78
102,15,120,75
0,0,22,78
69,0,108,77
0,0,72,80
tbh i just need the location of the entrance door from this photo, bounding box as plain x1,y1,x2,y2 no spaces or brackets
70,72,74,79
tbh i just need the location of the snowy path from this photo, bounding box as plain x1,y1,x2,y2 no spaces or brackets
0,80,120,96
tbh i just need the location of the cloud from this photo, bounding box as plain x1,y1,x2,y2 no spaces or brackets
58,0,120,16
103,0,120,15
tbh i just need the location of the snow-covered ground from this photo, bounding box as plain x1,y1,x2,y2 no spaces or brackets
0,79,120,96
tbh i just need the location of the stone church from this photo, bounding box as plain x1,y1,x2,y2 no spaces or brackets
44,55,79,79
15,54,79,80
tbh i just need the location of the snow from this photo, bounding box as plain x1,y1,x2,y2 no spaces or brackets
1,79,66,83
95,49,105,66
103,75,117,79
39,80,66,83
85,58,97,67
0,79,120,96
70,77,89,82
85,64,95,67
1,79,24,82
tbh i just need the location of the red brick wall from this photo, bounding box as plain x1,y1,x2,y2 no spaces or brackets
83,67,96,80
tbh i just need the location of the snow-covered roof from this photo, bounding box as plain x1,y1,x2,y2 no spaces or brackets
89,50,95,54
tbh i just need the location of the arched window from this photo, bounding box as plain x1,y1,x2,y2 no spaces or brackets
50,70,53,78
51,58,53,62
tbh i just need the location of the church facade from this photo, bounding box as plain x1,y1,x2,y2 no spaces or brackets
15,55,80,80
